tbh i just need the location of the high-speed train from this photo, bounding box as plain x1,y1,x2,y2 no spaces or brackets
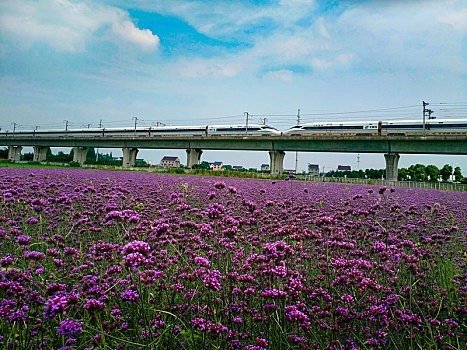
2,119,466,137
284,119,467,136
1,124,281,137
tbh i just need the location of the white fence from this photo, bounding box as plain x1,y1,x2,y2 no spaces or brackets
295,176,467,192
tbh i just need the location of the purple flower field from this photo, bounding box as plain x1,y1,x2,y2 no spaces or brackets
0,167,466,349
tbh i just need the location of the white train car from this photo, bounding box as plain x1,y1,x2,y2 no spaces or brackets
0,124,281,137
284,119,467,136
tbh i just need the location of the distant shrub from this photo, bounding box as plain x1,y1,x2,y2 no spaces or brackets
69,161,81,167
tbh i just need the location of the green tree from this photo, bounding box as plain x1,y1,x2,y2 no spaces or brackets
135,159,150,167
440,164,453,181
21,153,34,161
408,164,427,181
86,148,96,164
192,161,211,170
453,166,463,182
0,148,8,159
45,149,72,163
398,168,409,181
364,168,384,179
425,165,440,182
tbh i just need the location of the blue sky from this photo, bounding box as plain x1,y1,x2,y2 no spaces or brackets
1,0,466,172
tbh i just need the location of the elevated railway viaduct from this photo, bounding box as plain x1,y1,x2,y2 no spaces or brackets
1,134,466,180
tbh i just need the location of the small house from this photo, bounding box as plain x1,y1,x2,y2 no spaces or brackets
308,164,319,176
260,164,270,172
212,161,223,171
160,156,180,168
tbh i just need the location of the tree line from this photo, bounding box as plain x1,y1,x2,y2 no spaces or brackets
0,147,149,167
325,164,464,183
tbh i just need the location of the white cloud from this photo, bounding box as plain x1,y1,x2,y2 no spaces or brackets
0,0,159,52
330,1,467,74
319,22,330,39
177,61,241,78
310,57,332,69
311,53,352,69
264,69,294,82
112,21,159,51
437,7,467,30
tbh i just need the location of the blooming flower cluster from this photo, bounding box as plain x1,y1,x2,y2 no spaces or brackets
0,167,465,349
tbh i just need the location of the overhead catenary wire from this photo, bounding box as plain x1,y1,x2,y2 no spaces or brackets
2,103,466,131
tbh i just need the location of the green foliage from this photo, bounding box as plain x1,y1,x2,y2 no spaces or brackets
86,147,97,164
20,152,34,161
325,168,384,179
425,164,440,182
96,152,121,166
398,168,409,181
173,167,185,174
192,161,211,170
0,147,8,159
440,164,453,181
69,161,81,167
453,166,463,182
47,150,73,163
408,164,427,182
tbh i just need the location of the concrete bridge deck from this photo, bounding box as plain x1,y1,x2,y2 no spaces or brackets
1,134,466,154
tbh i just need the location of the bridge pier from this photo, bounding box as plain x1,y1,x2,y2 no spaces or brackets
384,153,400,181
73,147,88,165
8,146,22,162
33,146,48,162
186,149,203,168
269,150,285,175
122,147,138,167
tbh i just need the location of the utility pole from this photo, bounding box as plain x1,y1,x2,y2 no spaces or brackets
422,101,427,135
132,116,139,135
98,119,103,128
154,122,166,127
87,124,91,129
11,122,17,134
259,117,268,125
63,120,69,134
244,112,250,134
422,101,435,135
357,154,360,170
34,126,39,136
295,109,300,174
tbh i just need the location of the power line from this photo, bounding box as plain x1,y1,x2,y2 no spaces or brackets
300,105,420,116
